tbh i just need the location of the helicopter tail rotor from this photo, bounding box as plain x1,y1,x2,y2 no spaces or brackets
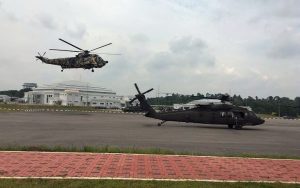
129,83,156,117
36,52,47,61
129,83,154,104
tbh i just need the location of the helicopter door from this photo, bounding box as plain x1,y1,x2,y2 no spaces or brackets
218,111,232,124
232,111,245,125
226,111,234,124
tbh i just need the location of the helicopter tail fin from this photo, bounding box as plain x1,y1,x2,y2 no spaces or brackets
36,52,47,62
129,83,156,118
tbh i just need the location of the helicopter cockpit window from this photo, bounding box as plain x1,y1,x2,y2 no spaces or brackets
249,111,257,117
227,112,234,118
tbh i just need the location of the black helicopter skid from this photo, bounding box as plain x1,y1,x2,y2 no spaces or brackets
157,120,166,126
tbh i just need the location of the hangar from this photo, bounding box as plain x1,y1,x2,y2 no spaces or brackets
24,80,121,108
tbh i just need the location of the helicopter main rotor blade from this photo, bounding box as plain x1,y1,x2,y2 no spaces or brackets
134,83,142,94
129,97,137,104
142,88,154,95
92,53,121,55
59,38,83,51
90,43,112,52
49,49,82,52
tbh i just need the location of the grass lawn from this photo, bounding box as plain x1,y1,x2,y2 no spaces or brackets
1,145,299,160
0,179,299,188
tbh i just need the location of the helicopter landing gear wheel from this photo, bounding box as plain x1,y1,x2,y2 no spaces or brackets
61,69,64,72
157,121,166,126
228,124,233,129
91,69,94,72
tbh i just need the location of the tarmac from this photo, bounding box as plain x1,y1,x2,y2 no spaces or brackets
0,151,299,183
0,111,300,183
0,111,300,156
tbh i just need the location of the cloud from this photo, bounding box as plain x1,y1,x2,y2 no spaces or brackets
169,36,207,53
130,33,149,44
0,0,299,98
37,14,58,30
169,0,206,10
0,1,19,22
64,23,87,39
247,0,300,23
267,36,300,59
148,36,214,72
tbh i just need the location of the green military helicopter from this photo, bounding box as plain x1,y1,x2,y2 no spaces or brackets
130,83,265,130
36,38,120,72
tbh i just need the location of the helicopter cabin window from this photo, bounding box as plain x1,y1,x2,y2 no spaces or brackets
220,112,226,117
227,112,234,118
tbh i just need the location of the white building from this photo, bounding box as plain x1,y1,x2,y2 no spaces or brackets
118,95,140,108
22,83,37,90
0,95,11,103
24,80,121,108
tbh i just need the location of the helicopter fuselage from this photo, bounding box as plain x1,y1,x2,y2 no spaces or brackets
149,105,265,127
132,84,265,129
36,38,113,72
36,54,108,70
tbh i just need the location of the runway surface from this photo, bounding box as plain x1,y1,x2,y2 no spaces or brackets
0,112,299,156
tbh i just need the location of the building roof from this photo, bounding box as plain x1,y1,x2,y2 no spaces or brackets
33,80,115,94
0,95,11,98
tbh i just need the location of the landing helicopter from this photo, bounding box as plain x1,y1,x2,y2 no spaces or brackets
130,83,265,130
36,38,120,72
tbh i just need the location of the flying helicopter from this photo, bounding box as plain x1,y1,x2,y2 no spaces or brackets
130,83,265,130
36,38,120,72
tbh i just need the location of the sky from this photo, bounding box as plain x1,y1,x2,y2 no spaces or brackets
0,0,299,98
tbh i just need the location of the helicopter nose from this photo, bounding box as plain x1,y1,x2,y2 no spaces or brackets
254,118,265,125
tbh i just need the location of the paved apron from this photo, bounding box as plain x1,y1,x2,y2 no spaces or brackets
0,152,299,183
